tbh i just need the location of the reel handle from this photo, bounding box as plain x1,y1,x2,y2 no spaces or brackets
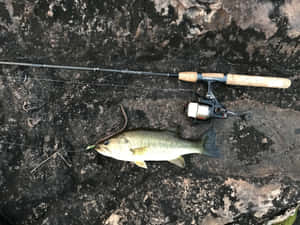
178,72,291,88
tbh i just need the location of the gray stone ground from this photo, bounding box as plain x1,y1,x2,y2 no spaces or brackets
0,0,300,224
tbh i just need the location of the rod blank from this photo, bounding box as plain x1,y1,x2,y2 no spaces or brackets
0,61,178,78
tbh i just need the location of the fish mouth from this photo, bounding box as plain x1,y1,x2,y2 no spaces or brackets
87,145,109,154
96,146,110,153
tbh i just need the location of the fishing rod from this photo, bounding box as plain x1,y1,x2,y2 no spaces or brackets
0,60,292,120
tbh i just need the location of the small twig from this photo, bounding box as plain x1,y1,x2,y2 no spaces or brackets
22,71,28,83
23,101,46,113
23,101,30,112
31,151,72,173
56,152,72,168
31,152,57,173
27,117,41,128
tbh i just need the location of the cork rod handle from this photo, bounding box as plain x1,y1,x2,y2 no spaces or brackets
178,72,226,82
226,74,291,89
178,72,291,89
178,72,198,82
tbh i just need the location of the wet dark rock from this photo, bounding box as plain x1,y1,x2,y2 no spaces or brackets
231,123,274,165
0,0,300,224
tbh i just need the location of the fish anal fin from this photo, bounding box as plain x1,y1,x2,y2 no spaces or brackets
169,156,185,168
134,161,147,169
130,147,148,156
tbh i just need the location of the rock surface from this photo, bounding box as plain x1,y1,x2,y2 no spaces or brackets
0,0,300,224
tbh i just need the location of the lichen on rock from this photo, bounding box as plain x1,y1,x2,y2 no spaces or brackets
280,0,300,38
151,0,278,38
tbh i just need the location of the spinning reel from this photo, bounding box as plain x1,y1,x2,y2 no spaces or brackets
187,81,247,120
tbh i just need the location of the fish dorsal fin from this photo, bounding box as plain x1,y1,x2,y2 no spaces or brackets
169,156,185,168
134,161,147,169
130,147,148,156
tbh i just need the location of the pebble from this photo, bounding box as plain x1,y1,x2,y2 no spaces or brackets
261,138,268,144
47,10,53,17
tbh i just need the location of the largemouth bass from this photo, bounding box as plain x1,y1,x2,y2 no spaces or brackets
91,129,220,168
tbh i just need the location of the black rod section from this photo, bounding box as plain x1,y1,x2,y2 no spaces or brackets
0,61,178,78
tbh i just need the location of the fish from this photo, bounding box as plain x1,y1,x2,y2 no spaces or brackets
90,129,220,169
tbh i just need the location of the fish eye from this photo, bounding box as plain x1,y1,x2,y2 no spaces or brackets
103,140,109,145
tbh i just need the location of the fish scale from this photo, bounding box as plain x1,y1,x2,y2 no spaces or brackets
123,131,194,160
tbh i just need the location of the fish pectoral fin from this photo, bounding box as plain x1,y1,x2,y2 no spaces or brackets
134,161,147,169
169,156,185,168
130,147,148,156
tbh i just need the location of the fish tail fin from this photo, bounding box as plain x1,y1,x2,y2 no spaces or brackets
198,129,221,158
